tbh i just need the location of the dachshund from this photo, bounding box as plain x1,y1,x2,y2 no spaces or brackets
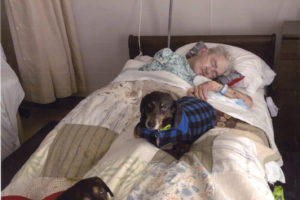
134,91,216,159
56,177,113,200
134,91,182,137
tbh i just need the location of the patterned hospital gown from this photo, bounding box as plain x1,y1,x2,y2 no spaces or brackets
139,48,196,85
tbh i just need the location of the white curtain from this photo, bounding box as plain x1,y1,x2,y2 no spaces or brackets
4,0,87,104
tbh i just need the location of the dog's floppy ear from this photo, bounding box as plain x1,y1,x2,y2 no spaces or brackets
134,123,142,138
170,99,177,113
139,94,148,125
103,182,114,197
172,100,182,127
94,176,114,197
140,93,148,114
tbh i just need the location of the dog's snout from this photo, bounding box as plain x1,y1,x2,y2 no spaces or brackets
147,119,156,129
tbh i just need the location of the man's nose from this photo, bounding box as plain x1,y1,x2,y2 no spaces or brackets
206,67,214,77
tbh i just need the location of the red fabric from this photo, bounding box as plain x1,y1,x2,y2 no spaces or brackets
2,196,31,200
1,191,65,200
227,76,245,87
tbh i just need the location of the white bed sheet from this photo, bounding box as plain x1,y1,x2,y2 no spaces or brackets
1,54,25,160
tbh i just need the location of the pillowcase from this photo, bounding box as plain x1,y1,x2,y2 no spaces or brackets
175,42,276,95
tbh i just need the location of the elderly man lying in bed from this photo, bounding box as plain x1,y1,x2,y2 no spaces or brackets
139,42,253,108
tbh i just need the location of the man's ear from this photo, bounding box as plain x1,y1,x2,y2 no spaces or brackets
197,47,208,56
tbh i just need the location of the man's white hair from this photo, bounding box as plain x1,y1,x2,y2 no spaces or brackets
208,46,234,76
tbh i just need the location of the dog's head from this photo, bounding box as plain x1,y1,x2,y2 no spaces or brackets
56,177,113,200
140,91,180,130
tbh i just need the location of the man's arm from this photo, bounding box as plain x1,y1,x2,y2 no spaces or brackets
187,81,253,108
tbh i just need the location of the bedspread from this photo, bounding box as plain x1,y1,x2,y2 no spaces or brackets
2,124,278,199
2,58,284,199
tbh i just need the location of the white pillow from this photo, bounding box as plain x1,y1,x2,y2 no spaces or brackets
175,42,276,95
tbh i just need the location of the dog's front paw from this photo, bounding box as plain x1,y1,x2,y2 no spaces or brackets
134,124,142,138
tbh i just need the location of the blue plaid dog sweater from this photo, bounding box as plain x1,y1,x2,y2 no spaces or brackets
139,96,217,148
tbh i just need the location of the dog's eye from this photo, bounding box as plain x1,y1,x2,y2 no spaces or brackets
98,187,105,194
146,102,154,110
161,105,168,112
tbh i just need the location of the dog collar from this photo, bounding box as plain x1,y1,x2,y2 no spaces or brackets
159,124,171,131
156,111,188,136
139,111,189,148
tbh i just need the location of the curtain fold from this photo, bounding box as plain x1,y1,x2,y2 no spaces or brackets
4,0,87,104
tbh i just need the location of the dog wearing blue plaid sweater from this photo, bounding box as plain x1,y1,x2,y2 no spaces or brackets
134,91,216,158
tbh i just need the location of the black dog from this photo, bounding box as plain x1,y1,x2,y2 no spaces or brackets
56,177,113,200
134,91,217,159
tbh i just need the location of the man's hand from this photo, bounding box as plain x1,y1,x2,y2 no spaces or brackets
188,81,253,108
187,81,220,101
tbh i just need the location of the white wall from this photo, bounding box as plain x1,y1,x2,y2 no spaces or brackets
71,0,300,94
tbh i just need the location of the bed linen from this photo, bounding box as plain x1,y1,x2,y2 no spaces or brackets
1,50,25,161
2,56,284,199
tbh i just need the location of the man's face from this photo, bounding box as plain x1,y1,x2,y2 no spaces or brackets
193,50,227,79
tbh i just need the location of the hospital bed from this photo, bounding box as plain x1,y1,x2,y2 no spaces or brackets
2,34,285,200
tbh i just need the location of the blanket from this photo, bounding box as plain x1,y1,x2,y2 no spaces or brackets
3,79,281,199
2,56,285,199
2,124,279,199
